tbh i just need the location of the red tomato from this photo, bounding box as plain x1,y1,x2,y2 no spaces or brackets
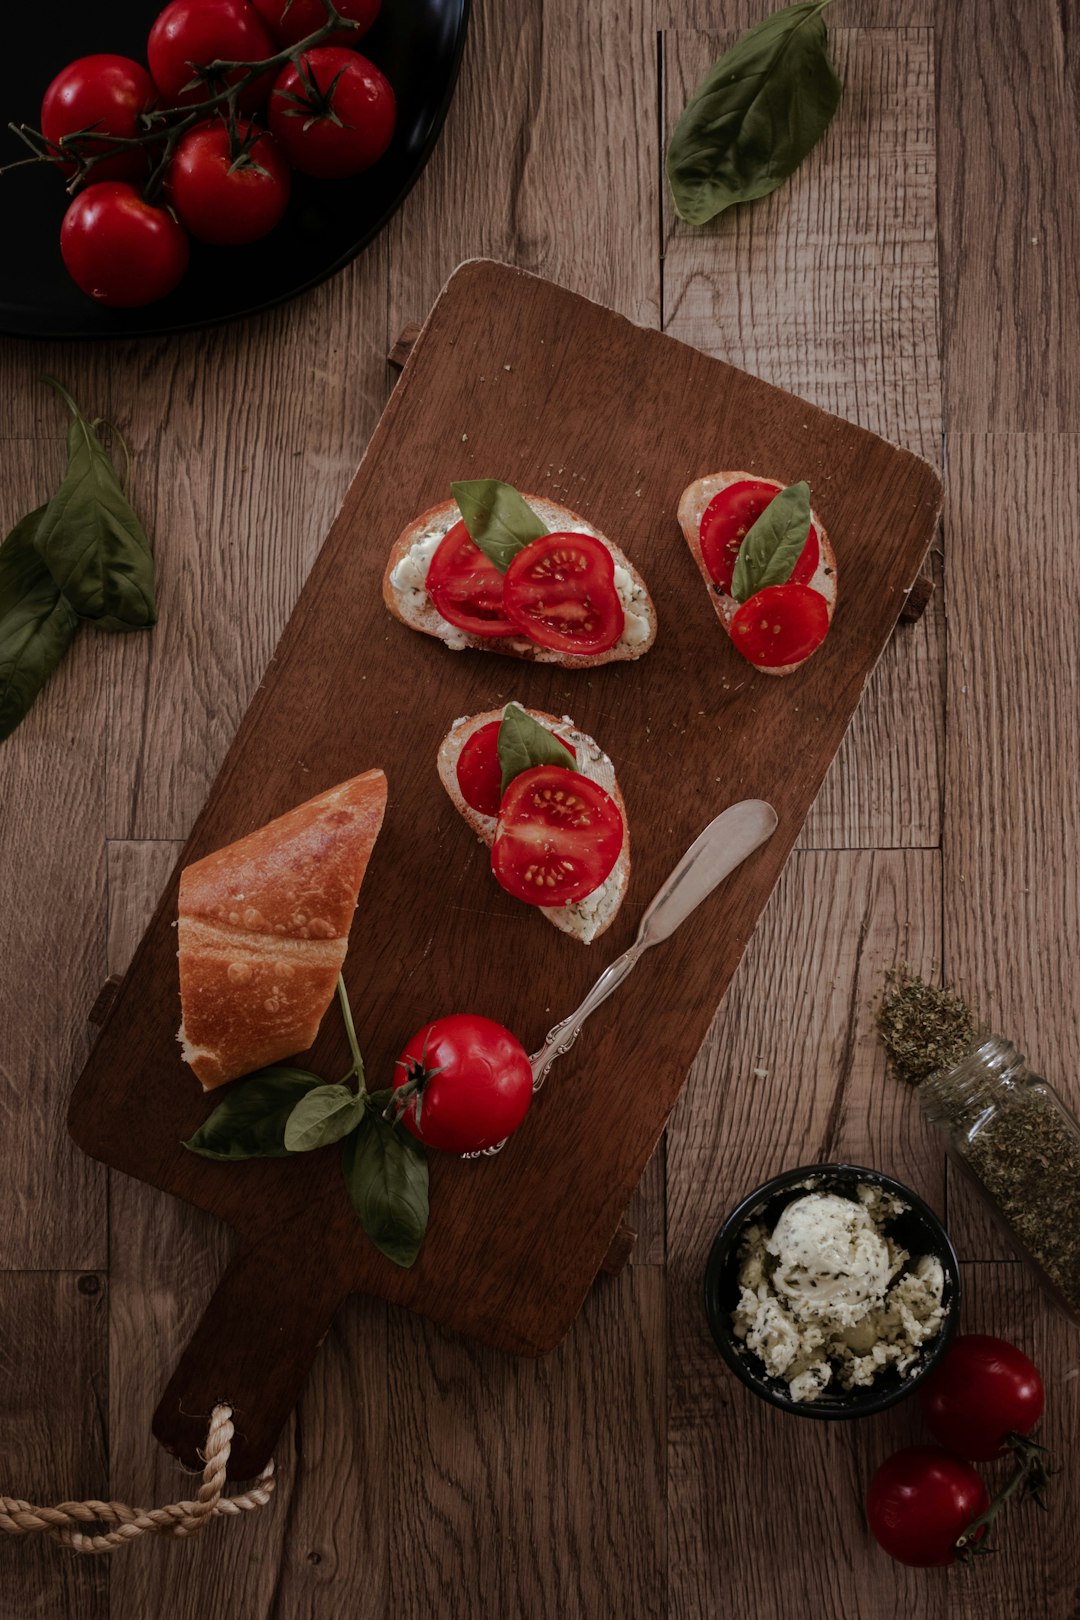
41,55,157,184
456,719,576,818
492,764,623,907
148,0,276,112
268,47,395,177
501,533,624,656
166,119,290,244
60,182,189,307
391,1013,533,1154
729,582,830,669
867,1447,988,1567
700,478,819,595
425,520,517,638
252,0,380,47
918,1335,1045,1461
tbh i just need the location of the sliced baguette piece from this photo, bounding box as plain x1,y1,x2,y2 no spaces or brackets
437,705,630,944
678,471,837,678
383,494,657,668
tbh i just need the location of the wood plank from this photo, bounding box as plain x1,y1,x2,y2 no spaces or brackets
657,0,934,27
0,434,107,1271
662,28,944,851
667,849,945,1618
0,1272,108,1620
938,0,1080,430
942,434,1080,1262
388,1264,666,1618
68,262,941,1477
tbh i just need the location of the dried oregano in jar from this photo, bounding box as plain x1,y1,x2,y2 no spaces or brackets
878,973,1080,1325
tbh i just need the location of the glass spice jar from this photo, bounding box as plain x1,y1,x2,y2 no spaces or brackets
918,1037,1080,1326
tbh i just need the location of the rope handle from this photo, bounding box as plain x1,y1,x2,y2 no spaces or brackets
1,1405,274,1555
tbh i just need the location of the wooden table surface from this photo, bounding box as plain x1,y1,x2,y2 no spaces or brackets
1,1,1077,1615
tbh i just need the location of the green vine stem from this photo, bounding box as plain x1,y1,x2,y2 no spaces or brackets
2,0,360,197
954,1434,1055,1560
336,973,365,1090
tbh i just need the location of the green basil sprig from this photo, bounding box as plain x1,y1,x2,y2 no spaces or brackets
666,1,842,227
35,377,156,631
451,479,548,572
730,481,813,603
0,508,80,742
497,702,576,797
183,976,430,1268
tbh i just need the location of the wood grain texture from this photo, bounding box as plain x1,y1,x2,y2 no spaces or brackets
0,1272,108,1620
662,27,944,852
942,434,1080,1264
69,262,940,1476
938,0,1080,430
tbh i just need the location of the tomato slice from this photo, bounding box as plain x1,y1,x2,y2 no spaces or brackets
492,765,623,906
730,583,830,668
456,720,577,818
425,521,517,638
502,532,624,655
700,479,820,593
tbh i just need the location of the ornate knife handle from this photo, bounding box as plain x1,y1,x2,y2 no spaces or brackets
529,939,646,1091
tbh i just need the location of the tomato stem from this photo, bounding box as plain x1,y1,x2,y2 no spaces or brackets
953,1434,1055,1558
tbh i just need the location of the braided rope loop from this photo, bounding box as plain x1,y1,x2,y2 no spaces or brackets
1,1405,274,1555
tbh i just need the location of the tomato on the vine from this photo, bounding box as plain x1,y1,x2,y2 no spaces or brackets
492,764,623,907
425,520,517,638
60,182,189,307
700,478,819,595
501,532,625,656
867,1447,988,1567
456,719,576,818
919,1335,1045,1461
268,47,395,177
148,0,276,112
166,119,290,244
253,0,380,48
391,1014,533,1155
41,55,157,184
729,582,830,669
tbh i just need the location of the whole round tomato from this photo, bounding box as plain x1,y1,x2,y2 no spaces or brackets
253,0,380,47
502,533,625,656
391,1014,533,1154
60,182,189,307
919,1335,1045,1461
166,118,290,244
456,719,576,818
867,1447,988,1567
729,582,830,669
425,520,517,637
492,764,623,907
700,478,819,594
148,0,276,112
268,47,395,177
41,55,157,184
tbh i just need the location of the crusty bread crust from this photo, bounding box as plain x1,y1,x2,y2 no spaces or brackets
383,494,657,669
177,770,387,1089
437,706,630,943
677,471,837,678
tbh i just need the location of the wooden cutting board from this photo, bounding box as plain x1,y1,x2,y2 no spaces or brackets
68,260,942,1477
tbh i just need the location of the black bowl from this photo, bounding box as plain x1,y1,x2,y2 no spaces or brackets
0,0,469,338
704,1163,960,1420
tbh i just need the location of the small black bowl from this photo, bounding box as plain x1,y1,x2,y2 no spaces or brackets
704,1163,961,1420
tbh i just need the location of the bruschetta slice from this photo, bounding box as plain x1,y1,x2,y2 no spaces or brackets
678,472,837,676
437,703,630,944
384,480,657,668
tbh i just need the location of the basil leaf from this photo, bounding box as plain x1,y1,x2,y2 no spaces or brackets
0,507,81,743
341,1110,429,1268
451,479,548,573
666,1,842,226
497,702,576,797
283,1083,365,1153
730,482,813,604
34,377,157,632
182,1066,323,1161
